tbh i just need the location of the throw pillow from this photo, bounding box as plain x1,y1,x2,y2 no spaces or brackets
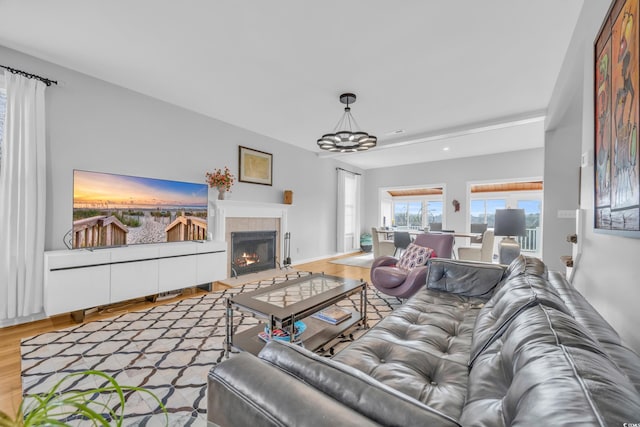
396,243,435,270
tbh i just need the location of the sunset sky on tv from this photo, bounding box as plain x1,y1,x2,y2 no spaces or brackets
73,170,208,209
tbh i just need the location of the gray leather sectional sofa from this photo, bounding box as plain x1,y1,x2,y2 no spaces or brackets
207,256,640,426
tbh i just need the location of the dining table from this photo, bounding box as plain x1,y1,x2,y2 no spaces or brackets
374,228,481,259
374,228,480,239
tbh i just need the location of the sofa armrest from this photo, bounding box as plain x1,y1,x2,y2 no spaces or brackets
208,352,380,427
258,341,461,427
426,258,506,299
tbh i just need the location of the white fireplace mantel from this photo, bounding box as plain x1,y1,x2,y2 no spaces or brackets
208,200,291,275
208,200,290,241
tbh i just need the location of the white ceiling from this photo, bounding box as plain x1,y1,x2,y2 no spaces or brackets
0,1,583,169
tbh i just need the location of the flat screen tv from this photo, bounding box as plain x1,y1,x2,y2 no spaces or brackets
72,170,209,249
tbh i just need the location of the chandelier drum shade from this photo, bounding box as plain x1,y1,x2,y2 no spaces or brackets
317,93,377,152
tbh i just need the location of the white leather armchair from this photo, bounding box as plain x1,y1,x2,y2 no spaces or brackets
458,229,495,262
371,227,395,258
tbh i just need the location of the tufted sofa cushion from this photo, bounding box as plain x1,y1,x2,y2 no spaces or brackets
501,253,548,282
470,256,571,366
258,340,460,427
546,269,640,394
208,352,382,427
332,287,488,420
461,303,640,426
426,258,506,299
471,255,640,396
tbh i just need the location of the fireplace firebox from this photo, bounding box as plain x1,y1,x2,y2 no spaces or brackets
230,230,277,276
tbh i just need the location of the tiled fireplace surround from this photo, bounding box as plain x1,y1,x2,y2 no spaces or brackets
209,200,290,278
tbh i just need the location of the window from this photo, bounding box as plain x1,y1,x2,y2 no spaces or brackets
428,201,443,225
470,199,506,227
517,199,542,252
468,181,543,255
393,200,421,228
380,186,445,230
517,200,541,228
392,199,443,230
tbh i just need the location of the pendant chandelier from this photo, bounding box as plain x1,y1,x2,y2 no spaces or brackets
317,93,377,152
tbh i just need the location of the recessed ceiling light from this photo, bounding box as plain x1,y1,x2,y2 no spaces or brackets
443,147,450,151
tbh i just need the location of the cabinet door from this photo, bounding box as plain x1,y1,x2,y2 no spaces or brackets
158,255,197,292
157,242,198,292
44,250,111,316
110,246,159,302
110,259,159,302
196,240,227,284
45,265,111,315
196,251,226,284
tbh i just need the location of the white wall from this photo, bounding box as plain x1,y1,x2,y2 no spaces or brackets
363,148,544,239
543,122,583,271
546,1,640,354
0,45,359,263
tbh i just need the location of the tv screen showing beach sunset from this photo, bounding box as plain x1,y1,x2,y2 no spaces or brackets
72,170,208,249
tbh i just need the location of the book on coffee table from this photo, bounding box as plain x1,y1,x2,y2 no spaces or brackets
311,306,352,325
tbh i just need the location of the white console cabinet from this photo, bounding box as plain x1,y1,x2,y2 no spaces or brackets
44,240,226,317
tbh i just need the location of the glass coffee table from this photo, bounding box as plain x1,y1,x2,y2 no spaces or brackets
225,273,368,357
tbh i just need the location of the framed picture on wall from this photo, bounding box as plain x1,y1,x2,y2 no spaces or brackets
594,0,640,236
239,146,273,186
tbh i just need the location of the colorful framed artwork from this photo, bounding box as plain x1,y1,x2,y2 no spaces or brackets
594,0,640,236
239,146,273,186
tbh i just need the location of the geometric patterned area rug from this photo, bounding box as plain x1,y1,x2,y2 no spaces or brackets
21,271,400,426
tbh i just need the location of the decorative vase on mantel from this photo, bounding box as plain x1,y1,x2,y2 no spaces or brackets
217,186,226,200
206,167,235,201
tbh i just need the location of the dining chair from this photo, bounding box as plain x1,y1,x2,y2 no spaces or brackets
470,223,488,244
393,231,412,257
371,227,395,258
458,229,495,262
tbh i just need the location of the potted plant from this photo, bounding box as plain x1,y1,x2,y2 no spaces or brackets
206,167,235,200
0,370,167,427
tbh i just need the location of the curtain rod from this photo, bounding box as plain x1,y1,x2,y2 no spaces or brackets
0,64,58,87
336,167,361,176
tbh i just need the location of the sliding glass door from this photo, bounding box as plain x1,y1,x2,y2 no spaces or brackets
469,189,543,257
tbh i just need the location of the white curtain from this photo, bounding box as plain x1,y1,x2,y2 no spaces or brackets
336,169,361,253
353,173,361,250
336,169,347,252
0,71,46,320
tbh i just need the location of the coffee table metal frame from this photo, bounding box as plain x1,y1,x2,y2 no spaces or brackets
225,272,368,357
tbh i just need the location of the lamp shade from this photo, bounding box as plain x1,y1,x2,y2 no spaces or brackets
494,209,526,237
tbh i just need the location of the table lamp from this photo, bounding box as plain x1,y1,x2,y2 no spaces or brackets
494,209,526,265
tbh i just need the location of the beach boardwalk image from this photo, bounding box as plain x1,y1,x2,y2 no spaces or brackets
72,170,208,249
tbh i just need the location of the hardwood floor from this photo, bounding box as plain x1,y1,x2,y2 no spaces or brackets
0,253,370,417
